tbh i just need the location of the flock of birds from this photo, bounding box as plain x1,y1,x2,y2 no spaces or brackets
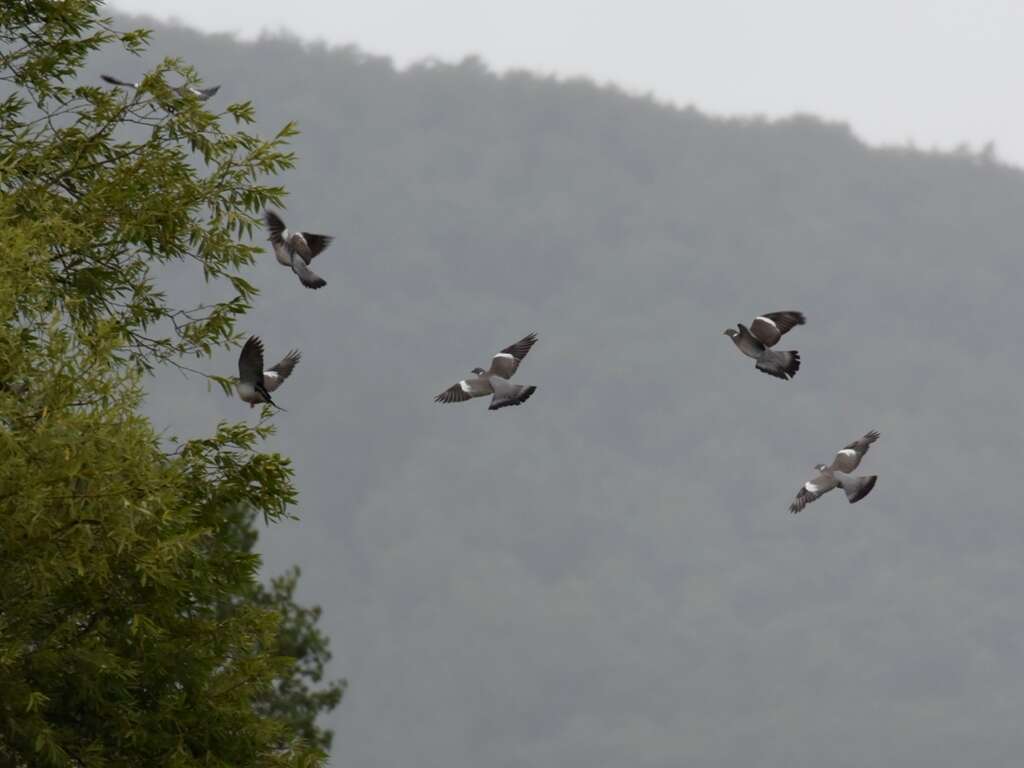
722,312,881,513
102,72,882,516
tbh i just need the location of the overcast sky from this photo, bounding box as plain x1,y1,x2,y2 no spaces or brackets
93,8,1024,766
111,0,1023,165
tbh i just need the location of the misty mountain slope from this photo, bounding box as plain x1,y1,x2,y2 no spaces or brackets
86,14,1024,768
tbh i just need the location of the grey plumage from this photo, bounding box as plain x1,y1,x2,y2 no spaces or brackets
828,429,880,473
264,349,301,394
749,311,805,347
789,431,881,513
101,73,221,101
0,379,29,397
724,311,805,380
487,378,538,411
237,336,299,410
789,465,839,513
181,83,221,100
264,210,334,289
101,74,140,89
836,472,878,504
435,333,539,411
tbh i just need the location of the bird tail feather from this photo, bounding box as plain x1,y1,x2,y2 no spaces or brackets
256,385,287,413
488,385,537,411
292,257,327,289
755,350,800,380
843,475,877,504
779,350,800,378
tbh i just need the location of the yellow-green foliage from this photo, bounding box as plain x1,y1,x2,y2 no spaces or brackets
0,2,332,765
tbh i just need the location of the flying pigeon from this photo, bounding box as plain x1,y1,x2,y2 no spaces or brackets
264,210,334,290
789,430,880,513
435,333,539,411
101,74,221,101
723,310,805,380
237,336,300,410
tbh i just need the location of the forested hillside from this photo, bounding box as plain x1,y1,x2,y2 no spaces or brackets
84,14,1024,768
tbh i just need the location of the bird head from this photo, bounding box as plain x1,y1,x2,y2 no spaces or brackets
471,367,486,376
814,463,829,473
722,328,736,338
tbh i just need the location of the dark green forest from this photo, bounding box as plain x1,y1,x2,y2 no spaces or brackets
7,3,1024,767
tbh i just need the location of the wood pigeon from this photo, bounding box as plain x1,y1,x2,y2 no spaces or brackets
264,210,334,290
435,333,539,411
724,310,805,380
789,430,880,513
237,336,300,410
100,73,221,101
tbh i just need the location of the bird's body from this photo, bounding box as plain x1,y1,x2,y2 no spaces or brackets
789,430,881,513
236,379,263,406
101,74,140,89
237,336,300,410
264,210,334,289
101,74,221,101
724,311,805,380
487,374,538,411
179,84,221,100
435,333,539,411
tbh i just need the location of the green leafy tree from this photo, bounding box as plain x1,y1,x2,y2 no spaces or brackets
1,2,340,765
219,507,347,753
254,566,346,752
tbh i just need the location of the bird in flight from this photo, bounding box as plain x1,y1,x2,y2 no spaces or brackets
236,336,300,411
435,333,539,411
264,210,334,290
100,73,221,101
723,310,805,380
789,430,880,513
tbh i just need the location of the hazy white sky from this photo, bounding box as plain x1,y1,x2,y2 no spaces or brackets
109,0,1023,163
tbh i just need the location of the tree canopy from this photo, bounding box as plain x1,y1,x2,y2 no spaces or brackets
1,2,341,765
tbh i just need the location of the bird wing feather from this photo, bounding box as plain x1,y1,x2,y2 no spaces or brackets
238,336,266,388
749,311,805,347
789,473,838,513
264,210,287,245
301,233,334,260
101,74,138,88
829,430,880,472
487,333,538,378
264,350,300,392
434,377,492,403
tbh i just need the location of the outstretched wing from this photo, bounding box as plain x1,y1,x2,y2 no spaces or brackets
100,74,138,89
434,377,492,404
265,350,301,393
238,336,266,388
193,84,221,100
829,430,881,473
264,210,287,246
789,473,838,514
487,332,538,379
300,233,334,261
749,311,805,347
